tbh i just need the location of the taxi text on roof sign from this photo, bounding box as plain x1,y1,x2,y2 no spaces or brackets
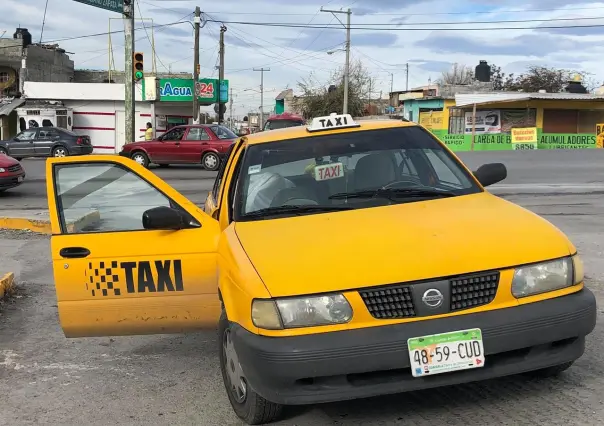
307,113,360,133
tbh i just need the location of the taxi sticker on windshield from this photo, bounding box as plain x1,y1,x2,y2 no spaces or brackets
314,162,344,181
248,164,262,174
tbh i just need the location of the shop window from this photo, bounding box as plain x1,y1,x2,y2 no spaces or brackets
19,117,26,131
448,108,465,134
501,109,536,133
543,110,578,133
57,115,68,129
42,119,53,127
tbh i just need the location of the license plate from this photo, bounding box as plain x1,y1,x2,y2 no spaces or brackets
408,328,485,377
17,176,23,182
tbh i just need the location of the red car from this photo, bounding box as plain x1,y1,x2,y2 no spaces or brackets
262,112,305,131
0,153,25,192
119,124,237,171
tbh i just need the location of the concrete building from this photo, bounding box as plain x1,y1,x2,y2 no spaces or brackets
73,70,191,84
0,28,74,139
22,79,194,153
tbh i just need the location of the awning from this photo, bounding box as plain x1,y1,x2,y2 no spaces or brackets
0,98,25,116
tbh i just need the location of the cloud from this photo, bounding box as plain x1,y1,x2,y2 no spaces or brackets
416,31,600,56
279,28,397,51
409,59,454,73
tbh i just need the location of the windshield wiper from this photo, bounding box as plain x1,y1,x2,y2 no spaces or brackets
329,188,457,201
241,204,353,219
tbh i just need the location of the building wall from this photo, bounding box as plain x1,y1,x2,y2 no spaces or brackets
25,45,74,82
74,70,191,84
403,98,445,122
63,100,194,153
428,99,604,151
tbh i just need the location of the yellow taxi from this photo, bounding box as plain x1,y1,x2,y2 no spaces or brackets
47,113,596,425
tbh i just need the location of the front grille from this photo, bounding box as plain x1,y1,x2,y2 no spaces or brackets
359,286,416,319
450,272,499,311
359,271,501,320
7,164,21,172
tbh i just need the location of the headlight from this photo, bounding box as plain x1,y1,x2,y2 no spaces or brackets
511,255,583,298
0,168,5,173
252,294,353,329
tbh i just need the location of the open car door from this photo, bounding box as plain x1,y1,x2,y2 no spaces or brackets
46,155,221,337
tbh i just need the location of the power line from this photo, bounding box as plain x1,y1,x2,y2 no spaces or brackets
136,0,169,73
205,19,604,31
201,5,604,16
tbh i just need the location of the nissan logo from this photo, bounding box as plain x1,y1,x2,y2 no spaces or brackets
422,289,444,308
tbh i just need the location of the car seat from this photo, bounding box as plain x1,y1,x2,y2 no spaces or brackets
353,152,397,191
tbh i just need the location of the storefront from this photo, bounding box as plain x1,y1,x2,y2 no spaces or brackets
428,93,604,151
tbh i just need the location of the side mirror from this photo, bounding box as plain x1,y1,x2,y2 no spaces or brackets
473,163,507,187
142,206,187,230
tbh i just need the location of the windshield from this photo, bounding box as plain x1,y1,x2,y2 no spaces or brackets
234,126,482,221
211,125,237,139
264,119,304,131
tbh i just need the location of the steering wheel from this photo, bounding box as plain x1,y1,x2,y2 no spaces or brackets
381,176,424,190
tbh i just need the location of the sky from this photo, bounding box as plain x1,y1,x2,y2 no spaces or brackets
3,0,604,117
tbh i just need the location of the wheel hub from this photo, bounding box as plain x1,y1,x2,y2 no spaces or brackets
223,329,247,403
205,155,217,168
133,155,145,165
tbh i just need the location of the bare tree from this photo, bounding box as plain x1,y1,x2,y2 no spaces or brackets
297,59,376,118
438,63,475,85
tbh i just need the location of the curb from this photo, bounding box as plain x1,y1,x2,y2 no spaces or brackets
0,272,15,299
0,210,101,234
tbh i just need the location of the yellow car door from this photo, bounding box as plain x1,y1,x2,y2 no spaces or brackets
46,155,221,338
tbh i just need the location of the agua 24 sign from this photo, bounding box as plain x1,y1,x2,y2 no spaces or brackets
159,78,229,103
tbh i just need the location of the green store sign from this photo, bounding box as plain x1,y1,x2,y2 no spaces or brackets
431,129,599,151
158,78,229,103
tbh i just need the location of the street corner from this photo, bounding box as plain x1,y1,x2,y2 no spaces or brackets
0,209,101,234
0,272,15,299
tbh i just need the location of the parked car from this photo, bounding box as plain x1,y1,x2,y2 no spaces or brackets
0,153,26,192
0,127,93,160
262,112,305,131
119,124,237,171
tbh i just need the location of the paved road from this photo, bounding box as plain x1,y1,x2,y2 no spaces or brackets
1,151,604,425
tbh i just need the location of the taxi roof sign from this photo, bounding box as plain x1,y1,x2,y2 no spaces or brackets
307,113,360,133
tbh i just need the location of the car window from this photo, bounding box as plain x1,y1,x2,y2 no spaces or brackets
54,163,171,233
38,129,60,139
162,128,185,141
264,119,304,131
212,143,236,204
16,130,37,141
211,125,237,140
185,127,211,141
234,127,481,220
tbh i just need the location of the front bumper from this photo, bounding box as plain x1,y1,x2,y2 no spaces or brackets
233,289,597,405
0,173,25,190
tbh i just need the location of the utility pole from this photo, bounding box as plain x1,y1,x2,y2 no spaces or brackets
192,6,201,123
218,25,226,124
389,72,394,94
321,7,352,114
406,63,409,91
253,68,270,129
229,87,233,129
123,0,135,145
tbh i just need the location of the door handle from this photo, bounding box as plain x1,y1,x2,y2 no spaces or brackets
200,142,208,145
59,247,91,258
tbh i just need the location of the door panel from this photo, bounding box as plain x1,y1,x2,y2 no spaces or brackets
156,127,187,163
47,155,221,337
180,127,211,163
35,128,60,156
10,129,38,157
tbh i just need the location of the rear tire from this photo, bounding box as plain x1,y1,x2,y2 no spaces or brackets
524,361,574,378
218,311,284,425
131,151,150,168
202,152,220,171
52,146,68,157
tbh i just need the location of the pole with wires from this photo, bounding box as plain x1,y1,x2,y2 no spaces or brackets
123,0,135,146
253,68,270,130
321,7,352,114
192,6,201,123
218,25,226,124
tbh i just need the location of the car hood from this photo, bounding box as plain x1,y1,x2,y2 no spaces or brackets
234,192,574,298
0,154,19,167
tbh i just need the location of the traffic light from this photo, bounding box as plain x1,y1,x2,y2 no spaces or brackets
133,52,144,81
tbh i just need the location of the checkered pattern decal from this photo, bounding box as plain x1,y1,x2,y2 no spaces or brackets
86,261,121,297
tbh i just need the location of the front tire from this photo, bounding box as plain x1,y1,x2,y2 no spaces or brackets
202,152,220,171
218,311,284,425
131,151,150,168
0,147,8,156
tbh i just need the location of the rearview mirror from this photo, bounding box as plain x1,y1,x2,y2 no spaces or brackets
473,163,507,187
142,206,186,230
